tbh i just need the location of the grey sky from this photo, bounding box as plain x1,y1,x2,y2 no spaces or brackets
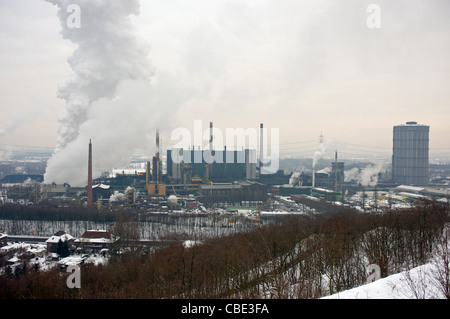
1,0,449,166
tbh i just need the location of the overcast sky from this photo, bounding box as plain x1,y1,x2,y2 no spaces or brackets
1,0,449,165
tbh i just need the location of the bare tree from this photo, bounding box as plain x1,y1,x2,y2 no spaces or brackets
400,266,432,299
111,213,140,255
430,225,450,299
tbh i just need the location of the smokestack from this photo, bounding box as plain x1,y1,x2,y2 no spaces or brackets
260,123,264,174
209,122,213,151
87,139,93,207
312,169,315,188
152,156,157,183
156,129,160,161
153,129,160,183
334,150,338,191
209,122,213,177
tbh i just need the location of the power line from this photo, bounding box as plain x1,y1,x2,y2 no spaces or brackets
278,139,320,146
0,143,54,150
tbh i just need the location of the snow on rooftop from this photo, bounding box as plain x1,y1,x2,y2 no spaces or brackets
395,185,425,193
7,256,20,263
76,238,113,243
183,240,203,248
45,234,74,243
58,256,84,266
93,184,110,189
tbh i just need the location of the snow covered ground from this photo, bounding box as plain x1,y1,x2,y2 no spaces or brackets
0,241,108,274
323,262,447,299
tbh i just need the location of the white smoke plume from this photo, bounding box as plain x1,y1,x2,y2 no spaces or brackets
344,167,360,182
358,162,387,187
44,0,154,186
109,190,126,203
289,165,306,186
312,139,335,169
346,161,387,187
289,171,301,186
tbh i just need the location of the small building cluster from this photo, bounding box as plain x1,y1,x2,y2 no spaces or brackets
44,229,115,254
73,229,114,253
0,229,115,274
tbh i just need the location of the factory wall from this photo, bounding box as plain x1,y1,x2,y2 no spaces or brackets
167,148,257,182
198,182,267,205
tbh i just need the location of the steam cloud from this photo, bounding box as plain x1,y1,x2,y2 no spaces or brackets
344,167,360,182
358,162,387,187
312,139,335,169
44,0,154,186
344,161,387,187
289,171,302,186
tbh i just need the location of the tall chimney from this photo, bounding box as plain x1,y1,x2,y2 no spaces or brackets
156,129,160,161
152,156,157,183
87,139,93,207
209,122,213,177
153,129,160,183
334,150,338,191
312,169,315,188
209,122,213,151
260,123,264,174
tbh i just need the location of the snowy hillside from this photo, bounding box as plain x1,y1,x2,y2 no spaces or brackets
323,262,447,299
1,200,448,299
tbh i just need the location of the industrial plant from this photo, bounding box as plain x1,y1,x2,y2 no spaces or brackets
0,121,449,216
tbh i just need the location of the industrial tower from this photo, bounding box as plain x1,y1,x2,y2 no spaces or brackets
392,121,429,185
87,139,93,207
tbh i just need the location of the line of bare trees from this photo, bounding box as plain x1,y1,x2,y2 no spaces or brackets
0,199,448,299
0,203,127,222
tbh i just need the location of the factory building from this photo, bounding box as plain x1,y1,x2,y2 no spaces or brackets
198,181,267,206
331,161,345,190
392,121,429,185
92,184,111,201
167,148,257,183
